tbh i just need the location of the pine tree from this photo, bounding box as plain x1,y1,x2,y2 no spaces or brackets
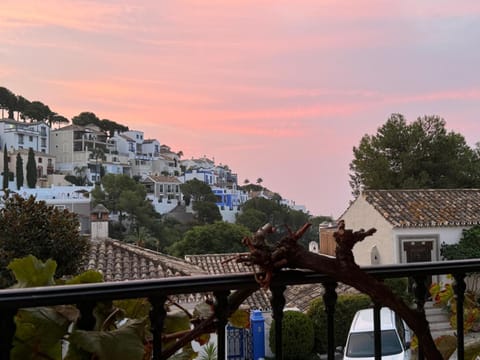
2,144,8,190
26,147,37,188
16,153,23,190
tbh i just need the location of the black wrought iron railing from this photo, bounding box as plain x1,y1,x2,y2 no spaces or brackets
1,259,480,360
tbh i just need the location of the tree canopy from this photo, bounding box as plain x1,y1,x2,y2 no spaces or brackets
349,114,480,196
91,174,161,241
72,112,128,136
180,179,221,224
236,197,332,247
167,221,250,257
441,225,480,260
26,147,37,188
15,153,23,190
0,194,90,287
2,145,8,190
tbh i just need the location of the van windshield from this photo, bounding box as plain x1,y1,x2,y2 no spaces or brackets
346,330,403,357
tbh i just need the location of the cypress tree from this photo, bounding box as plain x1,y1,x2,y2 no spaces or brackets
26,147,37,188
16,153,23,190
2,144,8,190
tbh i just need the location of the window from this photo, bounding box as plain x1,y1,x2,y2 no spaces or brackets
346,330,402,357
38,157,43,163
29,136,33,142
18,134,24,144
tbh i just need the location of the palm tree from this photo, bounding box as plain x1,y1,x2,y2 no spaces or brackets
73,166,88,186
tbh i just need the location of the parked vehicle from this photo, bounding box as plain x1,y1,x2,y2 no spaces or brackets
344,307,411,360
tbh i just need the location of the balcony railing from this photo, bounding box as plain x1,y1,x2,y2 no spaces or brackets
1,259,480,359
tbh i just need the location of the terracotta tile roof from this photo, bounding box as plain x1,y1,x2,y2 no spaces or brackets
144,175,181,184
362,189,480,228
86,238,207,282
284,283,358,312
185,253,271,310
184,253,357,312
85,241,357,312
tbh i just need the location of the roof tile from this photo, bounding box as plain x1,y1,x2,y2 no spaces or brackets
363,189,480,228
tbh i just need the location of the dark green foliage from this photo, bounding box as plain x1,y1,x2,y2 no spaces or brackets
307,294,371,353
349,114,480,196
0,194,90,287
64,174,85,186
92,174,161,241
167,221,250,257
181,179,221,224
384,277,413,304
0,86,17,119
193,201,222,224
72,112,128,136
0,86,68,123
441,225,480,260
15,153,23,190
236,197,332,247
235,208,268,232
180,178,217,202
269,310,315,360
2,144,8,189
26,147,37,188
23,101,53,122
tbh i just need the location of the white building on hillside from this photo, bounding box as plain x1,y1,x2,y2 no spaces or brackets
0,118,50,153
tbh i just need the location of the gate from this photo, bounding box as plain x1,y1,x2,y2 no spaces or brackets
227,325,252,359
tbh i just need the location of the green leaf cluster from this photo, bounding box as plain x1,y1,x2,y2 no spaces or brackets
0,194,90,287
269,310,315,360
168,221,250,257
349,114,480,196
71,112,128,137
180,179,221,224
26,148,37,188
236,197,332,247
441,225,480,260
307,293,371,353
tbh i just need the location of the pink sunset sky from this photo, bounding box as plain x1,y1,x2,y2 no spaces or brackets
1,1,480,217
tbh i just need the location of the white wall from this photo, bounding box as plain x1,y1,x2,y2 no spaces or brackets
341,196,396,266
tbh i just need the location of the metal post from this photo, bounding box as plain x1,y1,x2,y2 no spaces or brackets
270,285,286,360
453,273,466,360
214,290,230,360
0,309,16,360
413,275,427,360
373,303,382,360
149,295,167,360
322,281,338,360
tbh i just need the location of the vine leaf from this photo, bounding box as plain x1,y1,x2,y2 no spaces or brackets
64,269,104,285
68,318,146,360
8,255,56,288
12,306,73,359
228,307,250,329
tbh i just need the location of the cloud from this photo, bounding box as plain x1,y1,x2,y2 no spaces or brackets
1,0,126,32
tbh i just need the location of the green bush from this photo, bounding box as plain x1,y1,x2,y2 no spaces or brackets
269,310,315,360
384,277,413,304
307,293,371,353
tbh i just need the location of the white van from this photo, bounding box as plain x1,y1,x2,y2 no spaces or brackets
344,307,411,360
